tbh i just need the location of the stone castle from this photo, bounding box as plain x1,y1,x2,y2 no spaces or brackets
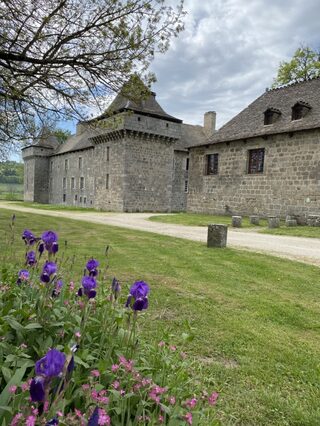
23,78,320,218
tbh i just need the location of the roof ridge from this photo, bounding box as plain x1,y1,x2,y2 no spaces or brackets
267,76,320,92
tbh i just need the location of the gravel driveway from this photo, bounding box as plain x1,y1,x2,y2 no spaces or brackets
1,201,320,266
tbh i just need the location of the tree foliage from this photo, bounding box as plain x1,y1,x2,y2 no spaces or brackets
0,0,185,154
273,46,320,88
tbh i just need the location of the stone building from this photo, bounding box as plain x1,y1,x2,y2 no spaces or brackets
187,78,320,218
22,89,208,212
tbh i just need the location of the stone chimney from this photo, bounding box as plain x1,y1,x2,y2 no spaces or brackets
204,111,216,137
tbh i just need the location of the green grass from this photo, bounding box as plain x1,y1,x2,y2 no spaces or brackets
1,208,320,424
261,226,320,238
150,213,268,228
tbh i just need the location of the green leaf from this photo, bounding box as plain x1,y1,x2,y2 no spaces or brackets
74,356,89,368
3,316,24,332
1,367,12,383
0,362,29,417
24,323,42,330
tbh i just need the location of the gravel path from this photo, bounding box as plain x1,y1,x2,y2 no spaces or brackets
1,201,320,266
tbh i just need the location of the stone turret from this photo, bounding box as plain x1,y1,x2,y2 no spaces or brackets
204,111,216,137
22,131,59,203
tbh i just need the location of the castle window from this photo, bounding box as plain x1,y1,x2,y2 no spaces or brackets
107,147,110,161
80,196,82,203
71,177,75,189
248,148,264,174
206,153,219,175
84,197,87,204
264,108,281,125
63,177,66,189
80,177,84,189
79,157,82,169
137,116,141,121
64,159,68,171
184,180,188,193
186,158,189,171
106,174,109,189
291,101,311,120
50,161,53,172
63,194,66,202
75,194,78,201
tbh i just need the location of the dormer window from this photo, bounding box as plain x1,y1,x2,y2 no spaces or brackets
264,108,281,125
291,101,311,121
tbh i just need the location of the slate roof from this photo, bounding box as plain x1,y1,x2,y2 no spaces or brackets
175,124,207,151
95,91,182,124
195,77,320,147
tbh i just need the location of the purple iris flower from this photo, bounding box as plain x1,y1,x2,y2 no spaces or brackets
26,250,37,266
125,281,150,311
41,230,59,254
17,269,30,285
35,349,66,378
86,259,99,277
30,376,45,402
40,261,57,283
88,407,99,426
80,276,97,299
22,229,36,246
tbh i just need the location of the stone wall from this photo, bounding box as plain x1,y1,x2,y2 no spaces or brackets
171,151,188,212
123,134,175,212
22,146,53,203
187,129,320,217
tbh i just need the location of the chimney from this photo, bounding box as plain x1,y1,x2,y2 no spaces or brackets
204,111,216,137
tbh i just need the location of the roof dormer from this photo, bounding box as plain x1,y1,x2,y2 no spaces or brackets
264,108,281,125
291,101,311,121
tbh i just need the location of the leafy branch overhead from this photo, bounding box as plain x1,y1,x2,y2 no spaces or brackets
273,46,320,88
0,0,185,145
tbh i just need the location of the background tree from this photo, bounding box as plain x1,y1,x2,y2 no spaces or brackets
0,0,185,156
273,46,320,88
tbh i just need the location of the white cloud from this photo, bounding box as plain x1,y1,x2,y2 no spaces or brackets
151,0,320,128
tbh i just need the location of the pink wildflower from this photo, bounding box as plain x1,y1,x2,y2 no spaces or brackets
184,412,193,425
112,381,120,389
158,415,164,423
120,389,126,396
20,343,28,349
44,400,49,412
9,385,17,394
169,345,177,351
208,391,219,406
91,389,99,400
141,378,152,386
186,398,197,409
180,352,187,359
78,300,85,309
98,408,110,425
64,300,69,306
57,411,63,417
75,409,83,417
158,341,165,347
91,370,100,377
21,382,29,392
82,384,90,391
26,416,36,426
111,364,119,372
75,331,81,338
98,396,109,404
168,396,176,405
69,281,75,290
10,413,23,426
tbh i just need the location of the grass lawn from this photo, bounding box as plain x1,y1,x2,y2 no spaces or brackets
0,183,23,201
150,213,267,228
1,209,320,425
150,213,320,239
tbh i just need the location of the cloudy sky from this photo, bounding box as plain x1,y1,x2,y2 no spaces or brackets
150,0,320,130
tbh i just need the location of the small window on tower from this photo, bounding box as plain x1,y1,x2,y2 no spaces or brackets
80,177,84,189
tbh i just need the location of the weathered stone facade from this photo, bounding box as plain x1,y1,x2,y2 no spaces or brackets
188,129,320,217
22,90,205,212
187,78,320,218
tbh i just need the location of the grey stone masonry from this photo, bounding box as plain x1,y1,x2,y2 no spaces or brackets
187,129,320,218
268,217,280,228
207,224,228,248
249,215,260,225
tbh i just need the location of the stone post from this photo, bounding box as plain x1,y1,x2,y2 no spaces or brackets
249,215,260,225
268,216,280,228
232,216,242,227
285,216,297,227
207,224,228,248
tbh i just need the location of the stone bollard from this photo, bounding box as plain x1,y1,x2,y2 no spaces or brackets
232,216,242,227
307,215,320,227
268,216,280,228
207,224,228,248
249,215,260,226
